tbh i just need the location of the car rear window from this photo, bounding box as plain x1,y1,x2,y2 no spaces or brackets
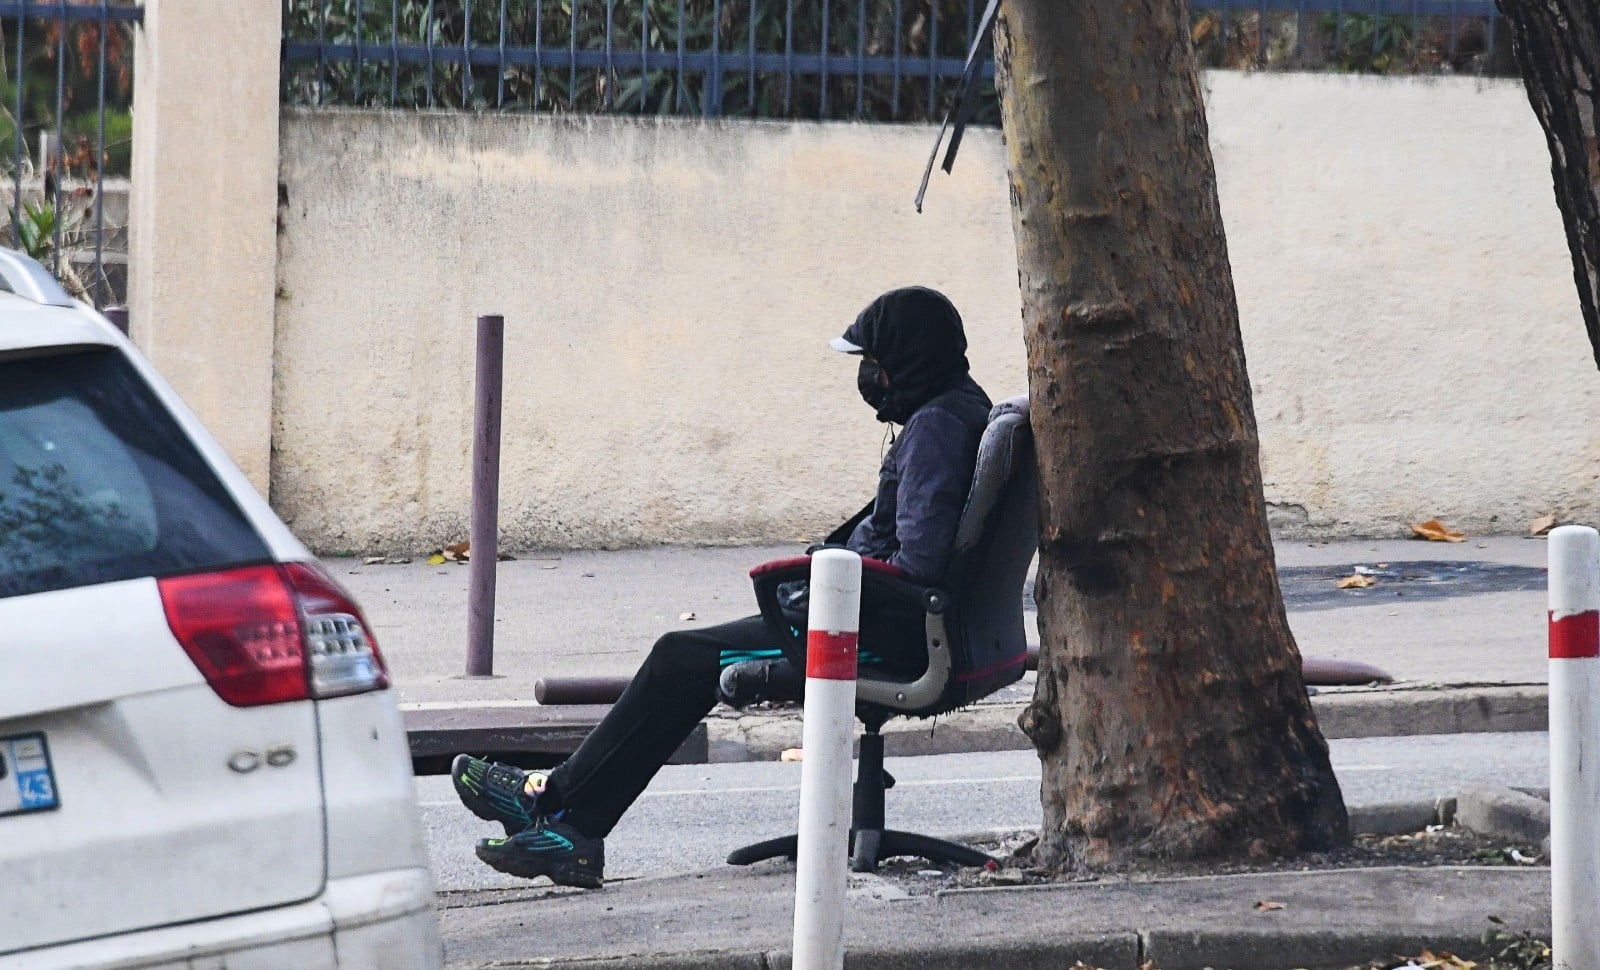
0,348,269,599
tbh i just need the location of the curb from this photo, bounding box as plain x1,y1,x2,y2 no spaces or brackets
706,685,1549,763
480,955,766,969
1346,798,1454,835
1311,685,1547,740
1138,927,1490,970
459,928,1508,970
1455,784,1551,845
409,685,1549,770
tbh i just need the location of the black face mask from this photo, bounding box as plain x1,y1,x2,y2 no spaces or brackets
857,359,915,424
857,359,888,412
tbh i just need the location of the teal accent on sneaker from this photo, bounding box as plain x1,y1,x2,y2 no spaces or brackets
475,819,604,889
718,647,886,668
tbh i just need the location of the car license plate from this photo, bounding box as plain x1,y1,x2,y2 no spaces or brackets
0,733,59,817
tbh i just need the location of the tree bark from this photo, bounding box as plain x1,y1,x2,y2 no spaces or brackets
993,0,1349,867
1495,0,1600,369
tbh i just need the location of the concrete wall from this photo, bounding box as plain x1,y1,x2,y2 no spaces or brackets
132,0,281,493
275,72,1599,553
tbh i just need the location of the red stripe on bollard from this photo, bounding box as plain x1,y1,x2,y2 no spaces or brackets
806,630,858,681
1550,611,1600,659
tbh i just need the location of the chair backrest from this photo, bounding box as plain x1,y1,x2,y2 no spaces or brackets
940,394,1038,709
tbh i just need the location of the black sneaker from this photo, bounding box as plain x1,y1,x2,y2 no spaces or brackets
451,754,548,836
475,819,605,889
717,658,805,709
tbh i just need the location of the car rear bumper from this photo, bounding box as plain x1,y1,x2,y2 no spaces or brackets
6,866,441,970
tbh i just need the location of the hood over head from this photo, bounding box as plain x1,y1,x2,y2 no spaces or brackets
836,287,971,424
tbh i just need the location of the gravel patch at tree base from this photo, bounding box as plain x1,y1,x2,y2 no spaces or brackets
872,825,1546,896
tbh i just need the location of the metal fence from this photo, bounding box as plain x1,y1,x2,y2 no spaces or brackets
282,0,1512,121
0,0,138,309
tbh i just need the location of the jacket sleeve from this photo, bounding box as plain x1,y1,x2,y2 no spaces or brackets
885,408,976,584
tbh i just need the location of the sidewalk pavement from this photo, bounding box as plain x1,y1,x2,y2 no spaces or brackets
437,864,1550,969
336,535,1554,761
392,540,1556,968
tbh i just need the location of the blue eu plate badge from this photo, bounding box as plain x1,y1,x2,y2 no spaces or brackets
0,733,60,817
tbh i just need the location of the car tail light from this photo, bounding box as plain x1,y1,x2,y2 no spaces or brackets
159,562,389,707
281,561,390,698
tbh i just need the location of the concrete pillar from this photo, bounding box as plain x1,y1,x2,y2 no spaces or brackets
129,0,280,494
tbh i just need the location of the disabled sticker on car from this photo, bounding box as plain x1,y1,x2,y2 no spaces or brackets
0,733,60,817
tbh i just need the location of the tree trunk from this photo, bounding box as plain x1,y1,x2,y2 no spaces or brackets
993,0,1349,867
1495,0,1600,369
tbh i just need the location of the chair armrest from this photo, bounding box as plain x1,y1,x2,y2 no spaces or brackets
749,553,933,668
748,553,911,582
748,555,813,581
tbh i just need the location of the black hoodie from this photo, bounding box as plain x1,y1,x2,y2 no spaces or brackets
839,288,993,583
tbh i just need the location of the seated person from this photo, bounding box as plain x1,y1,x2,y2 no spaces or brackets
451,286,994,889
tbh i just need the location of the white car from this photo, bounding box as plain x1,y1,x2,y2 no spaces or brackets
0,251,442,969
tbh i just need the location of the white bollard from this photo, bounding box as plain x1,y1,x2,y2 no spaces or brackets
1550,525,1600,970
791,549,861,970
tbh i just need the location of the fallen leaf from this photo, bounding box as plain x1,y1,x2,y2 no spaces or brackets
427,553,447,566
1255,899,1286,911
1410,519,1467,543
540,564,559,570
363,556,386,565
780,747,804,762
445,540,470,556
1529,514,1557,537
680,611,698,621
497,552,517,562
1337,573,1377,589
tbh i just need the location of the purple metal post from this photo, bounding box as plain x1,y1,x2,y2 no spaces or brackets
466,314,505,677
103,306,129,335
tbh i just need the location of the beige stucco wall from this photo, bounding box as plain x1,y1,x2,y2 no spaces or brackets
131,0,281,493
274,72,1598,552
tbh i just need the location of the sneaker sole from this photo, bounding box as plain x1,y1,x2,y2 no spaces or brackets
474,843,604,890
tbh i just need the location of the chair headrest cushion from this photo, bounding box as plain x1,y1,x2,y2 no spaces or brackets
953,395,1032,552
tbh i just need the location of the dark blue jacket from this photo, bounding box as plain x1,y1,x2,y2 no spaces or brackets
846,376,992,584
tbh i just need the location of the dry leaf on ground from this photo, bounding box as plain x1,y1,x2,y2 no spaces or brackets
1336,574,1377,589
1405,950,1476,969
427,553,447,566
1410,519,1467,543
1254,899,1287,911
1529,514,1557,537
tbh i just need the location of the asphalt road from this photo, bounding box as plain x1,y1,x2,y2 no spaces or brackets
418,731,1548,892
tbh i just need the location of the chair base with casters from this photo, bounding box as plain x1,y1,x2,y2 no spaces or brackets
725,712,995,873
